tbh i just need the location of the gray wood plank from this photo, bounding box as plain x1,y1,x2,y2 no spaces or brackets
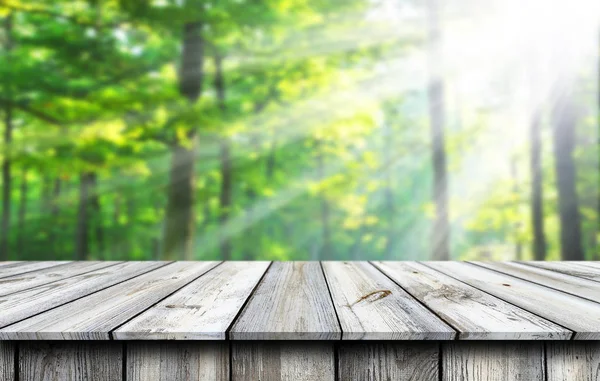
442,342,544,381
0,262,22,268
474,261,600,304
0,262,70,279
229,262,340,340
0,261,121,297
114,261,270,340
427,262,600,339
19,342,122,381
520,261,600,282
547,342,600,381
232,342,334,381
0,261,166,329
127,342,229,381
323,261,455,340
338,342,439,381
0,261,219,340
374,261,570,339
0,341,14,381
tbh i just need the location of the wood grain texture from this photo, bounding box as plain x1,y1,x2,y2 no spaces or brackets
442,342,545,381
115,261,270,340
0,261,166,329
374,261,569,340
19,342,122,381
474,261,600,304
0,262,69,279
229,262,340,340
427,262,600,339
547,342,600,381
323,261,455,340
0,341,14,381
0,261,120,297
520,262,600,282
127,342,229,381
0,262,22,269
232,342,334,381
338,342,439,381
0,262,219,339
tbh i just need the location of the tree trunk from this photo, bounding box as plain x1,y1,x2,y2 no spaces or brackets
427,0,450,260
266,137,277,181
530,110,547,260
50,178,62,254
75,172,93,260
215,52,232,260
41,175,52,213
552,82,584,260
219,140,232,259
510,158,523,260
89,173,104,259
316,139,332,260
382,120,395,257
162,21,203,260
163,143,197,260
17,167,27,256
0,15,13,260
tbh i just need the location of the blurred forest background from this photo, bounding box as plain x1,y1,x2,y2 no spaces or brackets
0,0,598,261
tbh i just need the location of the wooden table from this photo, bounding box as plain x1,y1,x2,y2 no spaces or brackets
0,261,599,380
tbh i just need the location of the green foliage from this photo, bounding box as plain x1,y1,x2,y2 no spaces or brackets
0,0,598,260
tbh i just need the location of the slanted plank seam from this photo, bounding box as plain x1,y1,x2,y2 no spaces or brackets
369,262,460,338
518,262,600,284
0,262,71,280
320,262,344,340
225,262,273,341
468,261,600,306
0,262,125,298
0,261,175,332
108,261,224,339
420,262,575,340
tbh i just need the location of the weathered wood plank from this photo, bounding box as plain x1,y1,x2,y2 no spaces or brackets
0,261,166,329
230,262,340,340
127,342,229,381
547,342,600,381
19,342,122,381
323,261,455,340
338,342,439,380
232,342,334,381
0,262,120,297
0,262,22,268
442,342,545,381
427,262,600,339
520,261,600,282
0,261,219,339
114,261,270,340
374,261,570,340
0,262,69,279
474,261,600,304
0,341,14,381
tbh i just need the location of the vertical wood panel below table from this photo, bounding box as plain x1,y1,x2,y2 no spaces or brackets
0,341,15,381
127,342,229,381
547,342,600,381
338,342,439,381
442,342,545,381
232,342,335,381
19,342,122,381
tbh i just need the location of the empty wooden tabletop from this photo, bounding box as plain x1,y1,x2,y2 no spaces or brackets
0,261,599,340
